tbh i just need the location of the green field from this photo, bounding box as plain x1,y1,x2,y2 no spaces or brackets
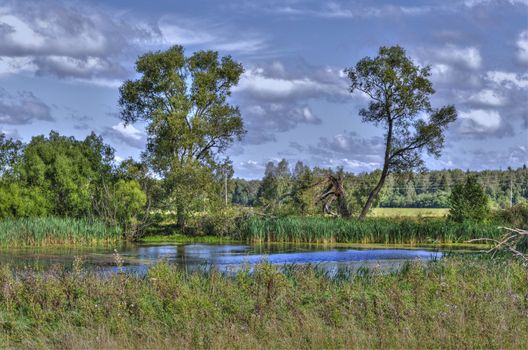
371,207,449,218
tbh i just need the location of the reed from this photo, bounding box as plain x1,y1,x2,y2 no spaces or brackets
0,217,122,246
237,216,502,244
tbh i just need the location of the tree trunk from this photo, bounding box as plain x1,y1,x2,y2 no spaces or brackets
359,119,393,221
176,202,185,229
358,168,388,220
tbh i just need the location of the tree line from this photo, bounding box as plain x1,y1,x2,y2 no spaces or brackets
229,160,528,213
1,44,523,235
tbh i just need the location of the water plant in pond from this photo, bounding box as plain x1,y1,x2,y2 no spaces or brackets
237,216,502,244
0,217,122,247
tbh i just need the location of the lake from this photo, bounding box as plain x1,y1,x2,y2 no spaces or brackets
0,242,460,275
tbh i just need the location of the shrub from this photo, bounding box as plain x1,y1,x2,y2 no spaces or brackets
448,176,490,223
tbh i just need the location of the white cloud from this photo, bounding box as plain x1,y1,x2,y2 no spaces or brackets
159,21,215,46
0,56,36,75
0,89,53,125
104,122,146,148
516,30,528,64
459,109,502,133
486,71,528,89
432,45,482,70
235,66,348,100
469,89,507,106
0,1,154,81
159,16,266,54
111,122,142,141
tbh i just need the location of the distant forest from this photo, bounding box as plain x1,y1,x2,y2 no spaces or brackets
229,160,528,211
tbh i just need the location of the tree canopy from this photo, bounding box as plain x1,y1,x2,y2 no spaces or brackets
118,45,246,227
345,46,457,219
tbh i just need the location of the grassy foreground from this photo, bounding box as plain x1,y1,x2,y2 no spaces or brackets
0,258,526,349
0,217,122,247
237,216,502,244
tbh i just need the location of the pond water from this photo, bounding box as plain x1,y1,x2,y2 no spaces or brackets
0,242,456,275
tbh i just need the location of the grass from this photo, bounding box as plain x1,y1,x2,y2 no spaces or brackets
0,217,122,247
0,257,526,349
140,233,238,244
371,207,449,218
237,216,502,245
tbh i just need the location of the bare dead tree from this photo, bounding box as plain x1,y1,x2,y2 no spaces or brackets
316,172,351,218
467,227,528,263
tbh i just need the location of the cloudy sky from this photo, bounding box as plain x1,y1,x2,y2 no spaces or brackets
0,0,526,178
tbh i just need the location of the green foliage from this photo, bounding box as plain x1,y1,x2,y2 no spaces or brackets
119,45,245,228
0,183,50,218
345,46,457,218
237,216,502,244
491,202,528,229
232,166,528,212
111,179,147,238
0,217,121,246
0,131,115,218
0,259,527,348
449,176,490,223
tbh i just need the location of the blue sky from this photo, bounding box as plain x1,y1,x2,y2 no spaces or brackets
0,0,526,178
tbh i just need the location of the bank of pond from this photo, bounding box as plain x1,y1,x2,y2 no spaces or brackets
0,216,508,247
0,257,526,349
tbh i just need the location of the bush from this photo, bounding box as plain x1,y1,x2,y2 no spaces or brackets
189,206,250,236
448,176,490,223
491,202,528,229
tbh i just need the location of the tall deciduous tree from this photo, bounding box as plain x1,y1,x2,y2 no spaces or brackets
118,46,245,227
345,46,457,220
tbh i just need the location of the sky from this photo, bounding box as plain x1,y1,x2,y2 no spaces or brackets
0,0,526,179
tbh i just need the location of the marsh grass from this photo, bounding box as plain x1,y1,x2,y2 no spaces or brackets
0,217,122,247
237,216,502,244
0,258,526,349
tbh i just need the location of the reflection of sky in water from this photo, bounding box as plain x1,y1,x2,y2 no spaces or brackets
0,243,447,276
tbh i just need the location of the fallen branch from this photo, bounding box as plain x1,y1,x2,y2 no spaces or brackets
466,227,528,263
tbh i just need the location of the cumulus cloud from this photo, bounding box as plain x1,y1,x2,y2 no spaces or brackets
468,89,507,107
0,0,156,82
234,64,349,102
234,61,354,145
517,30,528,64
304,131,384,172
486,71,528,89
0,0,163,87
0,88,53,124
242,103,322,144
103,122,146,149
419,45,482,70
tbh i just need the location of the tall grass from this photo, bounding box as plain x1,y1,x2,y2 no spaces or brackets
237,216,502,244
0,258,526,349
0,217,122,246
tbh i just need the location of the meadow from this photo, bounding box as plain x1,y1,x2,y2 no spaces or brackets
0,258,525,349
371,207,449,218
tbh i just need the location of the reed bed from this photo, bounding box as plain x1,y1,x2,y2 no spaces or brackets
237,216,502,244
0,217,122,246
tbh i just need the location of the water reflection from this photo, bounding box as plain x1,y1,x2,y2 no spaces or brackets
0,242,447,275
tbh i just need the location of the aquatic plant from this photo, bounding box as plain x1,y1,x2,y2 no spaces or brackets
0,217,122,246
237,216,502,244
